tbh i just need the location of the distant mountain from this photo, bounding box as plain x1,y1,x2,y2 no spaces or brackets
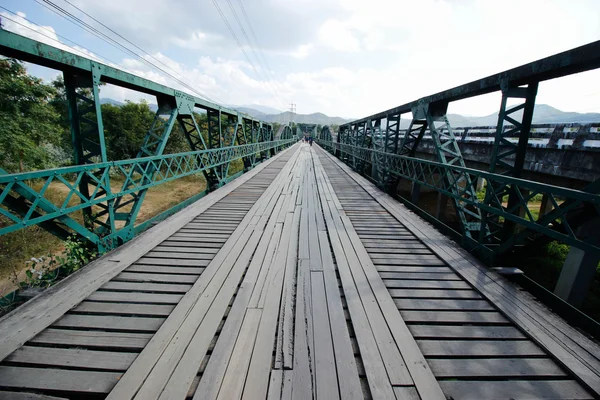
234,104,283,115
395,104,600,129
225,106,350,126
101,98,158,112
447,104,600,127
101,98,125,107
263,111,349,125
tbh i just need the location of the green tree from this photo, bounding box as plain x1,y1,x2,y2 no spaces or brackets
0,59,62,172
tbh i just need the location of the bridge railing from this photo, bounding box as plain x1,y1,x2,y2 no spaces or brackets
0,139,295,249
324,141,600,258
319,38,600,307
0,30,296,251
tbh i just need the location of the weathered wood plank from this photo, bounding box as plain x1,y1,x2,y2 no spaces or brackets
29,329,152,350
0,391,67,400
383,279,470,289
126,265,204,275
394,298,494,310
5,345,136,371
0,366,121,393
401,310,508,324
313,152,444,400
73,301,174,316
310,271,340,400
318,147,600,394
439,380,593,400
408,324,526,339
86,291,183,304
54,314,164,332
214,309,262,400
102,281,192,293
388,288,482,299
115,272,199,284
134,258,210,267
318,229,363,400
417,340,545,357
429,357,566,378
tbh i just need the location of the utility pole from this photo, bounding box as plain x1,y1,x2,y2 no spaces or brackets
289,102,296,125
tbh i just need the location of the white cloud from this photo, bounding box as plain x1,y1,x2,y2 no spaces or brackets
4,0,600,120
318,20,361,52
290,44,313,59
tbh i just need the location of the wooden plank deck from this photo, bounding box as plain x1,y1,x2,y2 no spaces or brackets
0,142,598,399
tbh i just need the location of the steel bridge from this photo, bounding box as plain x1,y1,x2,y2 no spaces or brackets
0,31,600,400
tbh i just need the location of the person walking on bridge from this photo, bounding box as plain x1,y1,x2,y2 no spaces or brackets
308,136,313,147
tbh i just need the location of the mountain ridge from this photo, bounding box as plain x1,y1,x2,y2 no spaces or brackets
99,100,600,127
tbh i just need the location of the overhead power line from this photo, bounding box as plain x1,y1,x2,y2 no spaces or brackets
0,7,122,68
36,0,223,104
212,0,287,109
235,0,285,98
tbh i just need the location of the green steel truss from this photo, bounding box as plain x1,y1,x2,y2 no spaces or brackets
0,140,294,249
0,30,295,251
318,37,600,263
322,142,600,260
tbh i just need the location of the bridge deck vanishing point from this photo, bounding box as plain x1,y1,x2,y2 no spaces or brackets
0,143,599,400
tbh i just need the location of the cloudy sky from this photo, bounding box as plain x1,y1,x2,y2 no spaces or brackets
1,0,599,119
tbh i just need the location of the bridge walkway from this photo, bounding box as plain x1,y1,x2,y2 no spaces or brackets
0,143,598,399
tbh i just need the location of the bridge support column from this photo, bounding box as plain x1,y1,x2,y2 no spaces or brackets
411,182,421,204
554,219,600,307
436,193,449,221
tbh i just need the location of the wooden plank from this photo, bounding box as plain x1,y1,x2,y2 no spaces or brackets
0,392,66,400
73,301,174,316
319,147,600,394
143,251,215,260
392,386,420,400
0,366,121,393
409,325,526,339
54,314,164,332
314,167,397,400
152,246,219,254
384,279,470,289
87,291,182,304
266,370,283,400
313,153,445,400
126,265,204,275
394,298,494,310
417,340,545,357
5,345,136,371
0,145,295,361
135,258,210,267
214,309,262,400
401,310,508,324
429,357,566,378
388,288,482,299
151,229,264,399
244,213,297,399
102,281,192,293
318,230,363,400
160,240,222,248
310,271,340,400
115,272,198,284
29,329,152,350
439,380,593,400
378,271,459,279
109,148,302,400
193,214,282,400
163,162,302,400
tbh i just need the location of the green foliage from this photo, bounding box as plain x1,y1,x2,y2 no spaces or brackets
17,235,97,289
102,101,155,160
0,59,63,172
